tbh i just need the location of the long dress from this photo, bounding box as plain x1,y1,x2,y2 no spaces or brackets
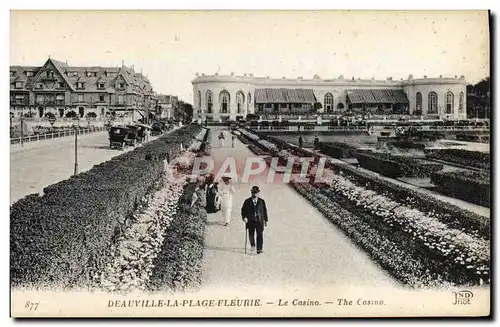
206,183,219,213
219,182,235,225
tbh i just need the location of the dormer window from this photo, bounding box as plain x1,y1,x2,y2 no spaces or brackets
26,71,34,77
87,72,97,77
76,82,85,89
116,83,125,89
15,81,24,89
98,83,105,89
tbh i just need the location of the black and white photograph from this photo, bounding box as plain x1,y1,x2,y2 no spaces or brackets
8,8,491,317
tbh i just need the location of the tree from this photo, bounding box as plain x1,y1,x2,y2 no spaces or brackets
467,77,490,118
174,100,194,121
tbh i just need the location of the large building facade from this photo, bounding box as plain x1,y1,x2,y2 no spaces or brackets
192,73,467,121
10,58,156,121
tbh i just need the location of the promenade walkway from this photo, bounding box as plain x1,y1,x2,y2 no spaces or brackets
200,128,399,291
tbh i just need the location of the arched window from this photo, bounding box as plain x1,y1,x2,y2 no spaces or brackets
428,92,438,114
324,93,334,112
337,103,345,110
458,92,464,113
236,91,245,114
415,92,422,113
198,90,202,110
445,92,454,114
247,92,252,111
206,90,213,113
219,90,230,114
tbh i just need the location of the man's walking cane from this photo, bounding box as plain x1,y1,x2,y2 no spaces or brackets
244,223,248,255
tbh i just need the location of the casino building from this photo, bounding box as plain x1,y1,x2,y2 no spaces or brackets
191,73,467,121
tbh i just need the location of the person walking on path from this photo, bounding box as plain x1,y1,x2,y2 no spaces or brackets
219,176,235,226
231,134,236,148
218,131,225,148
241,186,268,254
298,135,303,148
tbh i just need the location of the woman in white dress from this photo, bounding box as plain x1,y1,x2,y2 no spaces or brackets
219,176,235,226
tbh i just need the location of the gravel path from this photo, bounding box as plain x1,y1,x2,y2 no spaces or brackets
200,128,399,290
10,131,163,205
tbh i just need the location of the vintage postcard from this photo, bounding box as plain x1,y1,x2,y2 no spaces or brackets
9,9,491,318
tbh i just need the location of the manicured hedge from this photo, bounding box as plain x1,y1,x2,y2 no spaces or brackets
356,153,403,178
10,125,202,289
318,142,365,159
388,141,426,150
148,183,207,292
248,144,268,155
366,152,444,178
431,170,490,208
425,149,490,170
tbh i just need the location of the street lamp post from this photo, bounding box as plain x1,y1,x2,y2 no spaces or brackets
73,116,80,175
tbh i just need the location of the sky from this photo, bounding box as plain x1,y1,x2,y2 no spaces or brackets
10,10,490,103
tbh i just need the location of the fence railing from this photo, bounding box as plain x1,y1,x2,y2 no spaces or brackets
249,125,490,133
10,126,106,145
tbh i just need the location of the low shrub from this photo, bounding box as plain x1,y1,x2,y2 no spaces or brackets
10,125,202,289
248,144,268,156
356,153,403,178
431,170,490,207
365,152,444,178
425,149,490,170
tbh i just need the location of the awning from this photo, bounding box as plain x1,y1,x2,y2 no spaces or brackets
56,95,64,100
347,89,409,104
15,95,24,99
255,88,317,104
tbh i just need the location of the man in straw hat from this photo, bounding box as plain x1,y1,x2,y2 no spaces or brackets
241,186,268,254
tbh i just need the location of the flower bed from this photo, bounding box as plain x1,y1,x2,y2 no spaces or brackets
290,182,450,288
258,139,279,153
425,149,490,170
10,125,203,289
98,170,187,293
431,170,490,208
289,169,490,287
322,172,489,286
148,183,207,292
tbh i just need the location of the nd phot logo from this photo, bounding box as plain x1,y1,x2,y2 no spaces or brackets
452,290,473,305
